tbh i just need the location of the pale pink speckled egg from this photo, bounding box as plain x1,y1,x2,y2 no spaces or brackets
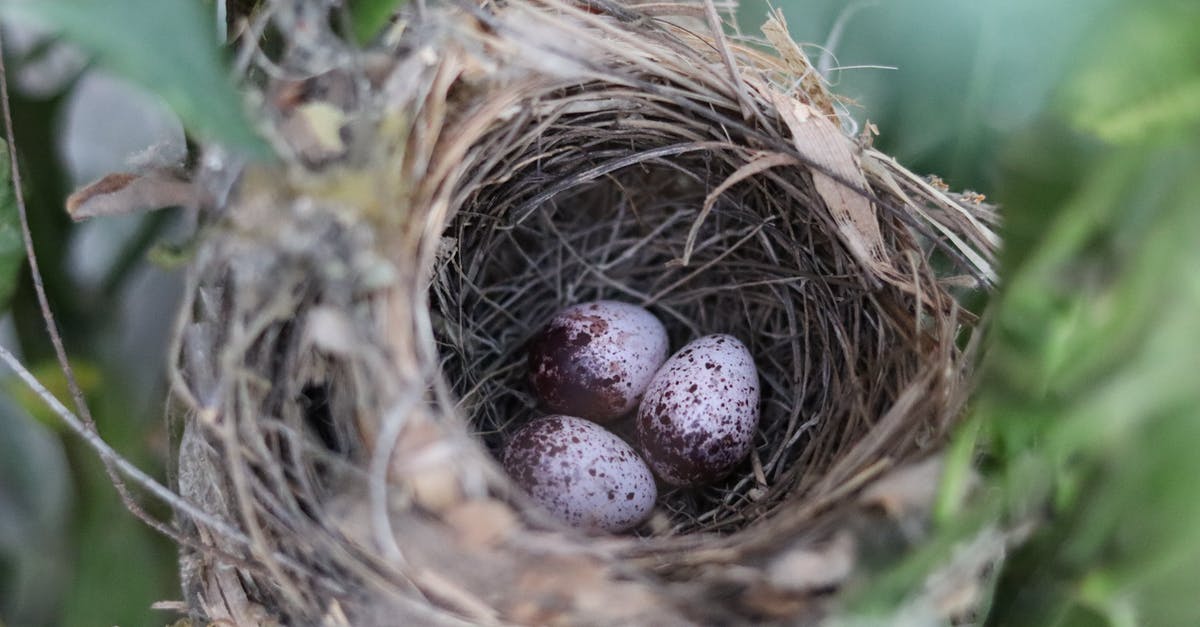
502,415,657,532
527,300,668,422
636,334,760,487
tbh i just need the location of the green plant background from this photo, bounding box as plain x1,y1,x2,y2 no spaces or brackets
1,0,1197,625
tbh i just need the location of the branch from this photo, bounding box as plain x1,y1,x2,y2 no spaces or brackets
0,343,249,546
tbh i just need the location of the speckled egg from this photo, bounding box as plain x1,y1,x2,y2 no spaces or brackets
636,334,760,487
502,415,657,532
527,300,668,422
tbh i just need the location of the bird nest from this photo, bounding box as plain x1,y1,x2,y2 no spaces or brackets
166,1,997,624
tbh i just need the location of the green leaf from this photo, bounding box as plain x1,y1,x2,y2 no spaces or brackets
0,140,23,311
1,0,269,157
349,0,406,44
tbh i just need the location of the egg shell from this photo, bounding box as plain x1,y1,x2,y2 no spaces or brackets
636,334,760,487
527,300,668,422
502,415,657,532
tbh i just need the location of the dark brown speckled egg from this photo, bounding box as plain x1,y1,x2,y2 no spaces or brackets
527,300,668,422
635,334,760,487
502,415,657,532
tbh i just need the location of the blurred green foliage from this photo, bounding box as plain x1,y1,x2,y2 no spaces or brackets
0,184,176,627
773,0,1200,624
1064,2,1200,144
0,0,1197,625
0,0,267,156
0,13,180,627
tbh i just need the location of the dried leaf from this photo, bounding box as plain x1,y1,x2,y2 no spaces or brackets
771,91,888,276
65,169,195,221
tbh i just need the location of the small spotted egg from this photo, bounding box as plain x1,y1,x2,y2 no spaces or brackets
527,300,668,422
636,334,760,487
502,415,657,532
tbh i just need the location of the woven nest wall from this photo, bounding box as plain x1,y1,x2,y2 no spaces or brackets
168,1,997,625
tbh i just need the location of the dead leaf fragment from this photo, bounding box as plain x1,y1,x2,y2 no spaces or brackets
66,169,195,221
770,92,888,277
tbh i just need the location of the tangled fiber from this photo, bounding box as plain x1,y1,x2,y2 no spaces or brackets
165,1,998,624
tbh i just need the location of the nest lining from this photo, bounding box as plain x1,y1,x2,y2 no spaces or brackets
165,1,997,624
440,152,942,536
